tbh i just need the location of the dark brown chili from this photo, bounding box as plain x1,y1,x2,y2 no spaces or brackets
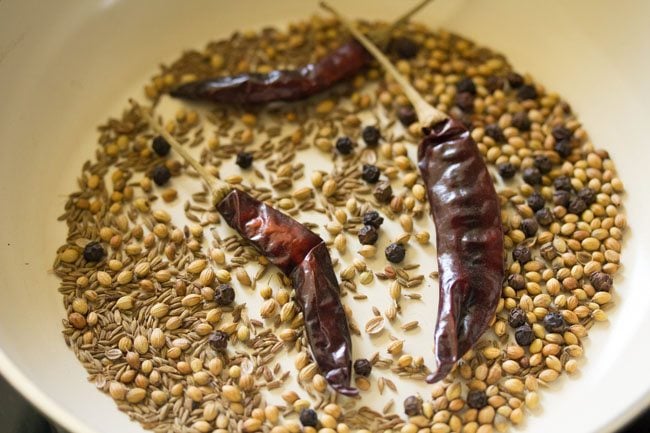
324,4,504,384
133,101,357,396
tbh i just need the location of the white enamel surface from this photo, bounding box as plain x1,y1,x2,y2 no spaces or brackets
0,1,649,433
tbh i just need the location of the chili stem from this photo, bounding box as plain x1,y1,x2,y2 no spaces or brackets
321,2,447,127
129,99,232,203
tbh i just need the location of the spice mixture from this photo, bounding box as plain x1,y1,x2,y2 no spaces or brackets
53,15,625,433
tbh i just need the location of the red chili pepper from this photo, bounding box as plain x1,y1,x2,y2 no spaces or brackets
324,4,504,383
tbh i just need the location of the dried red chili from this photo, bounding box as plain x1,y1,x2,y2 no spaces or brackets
324,5,504,383
133,101,357,396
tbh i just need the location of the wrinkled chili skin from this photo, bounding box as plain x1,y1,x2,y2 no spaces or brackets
417,118,504,383
170,41,371,104
217,189,358,396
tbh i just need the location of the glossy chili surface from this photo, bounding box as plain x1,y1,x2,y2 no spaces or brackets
418,118,504,383
217,189,358,396
170,41,371,104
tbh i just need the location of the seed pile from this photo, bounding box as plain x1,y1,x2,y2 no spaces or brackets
54,15,625,433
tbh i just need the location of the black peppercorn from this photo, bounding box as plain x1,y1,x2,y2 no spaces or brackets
397,107,418,127
215,284,235,306
361,164,381,183
385,242,406,264
512,244,532,264
514,324,535,346
152,135,171,156
373,181,393,203
497,162,516,179
358,225,379,245
554,139,573,158
208,330,229,351
353,358,373,377
336,136,354,155
151,165,171,186
362,211,384,229
456,77,477,95
485,124,506,143
552,126,573,142
527,192,545,212
390,37,419,59
507,72,524,88
299,409,318,427
540,242,557,261
455,92,474,112
535,208,554,226
362,125,381,146
568,197,587,215
467,390,488,409
511,112,531,131
517,84,538,101
543,312,565,333
83,242,105,262
578,187,596,205
553,175,573,192
521,218,539,237
522,167,542,185
486,76,505,93
235,151,253,169
533,155,552,174
404,395,422,416
507,273,526,291
553,190,571,207
508,307,527,328
590,271,613,292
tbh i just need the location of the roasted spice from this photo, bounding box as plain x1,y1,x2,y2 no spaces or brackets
152,135,171,156
542,312,565,333
568,197,587,215
403,395,423,416
362,210,384,228
554,139,572,158
235,151,253,169
527,192,545,212
83,242,105,262
485,75,505,92
455,92,474,112
578,187,596,205
540,243,557,261
385,242,405,263
517,84,537,101
497,162,516,179
533,155,552,174
361,164,381,183
336,136,354,155
535,208,554,226
373,181,393,203
361,125,381,146
208,331,229,351
522,167,542,185
215,284,235,306
456,77,477,95
521,218,539,237
512,244,531,264
299,408,318,427
552,126,573,142
151,165,171,186
511,112,531,131
590,272,613,292
514,324,535,346
553,190,571,207
358,225,379,245
507,72,524,88
553,175,573,192
508,307,527,328
353,358,372,377
484,124,505,143
466,390,488,409
390,37,419,59
397,106,417,126
507,273,526,291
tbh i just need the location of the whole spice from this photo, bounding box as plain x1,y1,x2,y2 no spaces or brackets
535,208,554,226
362,210,384,228
152,136,171,156
568,197,587,215
208,331,229,351
136,103,358,396
553,190,571,207
511,112,531,131
467,390,488,409
325,7,504,384
542,312,565,333
361,164,381,183
527,192,545,212
514,324,535,346
336,136,354,155
373,181,393,203
385,242,405,263
83,242,105,262
554,139,573,157
353,359,372,377
521,218,539,237
404,395,423,416
553,175,573,192
533,155,552,174
397,106,417,126
358,225,379,245
151,165,171,186
512,244,531,264
578,187,596,205
215,284,235,306
235,151,254,169
522,167,542,185
508,307,527,328
299,408,319,427
497,162,516,179
517,84,537,101
507,72,524,88
362,125,381,146
507,274,525,291
484,124,505,143
590,272,613,292
390,36,419,59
